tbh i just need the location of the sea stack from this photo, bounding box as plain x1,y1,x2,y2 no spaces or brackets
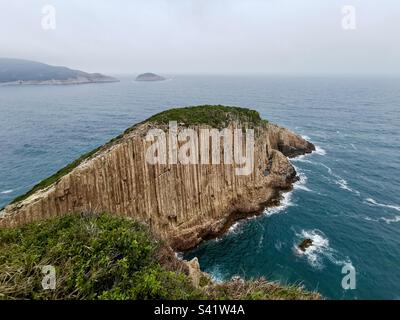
0,105,315,250
135,72,166,81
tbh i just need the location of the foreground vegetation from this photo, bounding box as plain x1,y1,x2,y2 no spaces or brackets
0,213,320,300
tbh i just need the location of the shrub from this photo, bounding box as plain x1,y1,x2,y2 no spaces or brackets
0,213,202,300
0,214,320,300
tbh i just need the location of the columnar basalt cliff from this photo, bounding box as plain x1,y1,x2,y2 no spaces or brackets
0,106,314,250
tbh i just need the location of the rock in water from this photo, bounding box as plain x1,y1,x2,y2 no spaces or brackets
135,72,166,81
298,238,313,252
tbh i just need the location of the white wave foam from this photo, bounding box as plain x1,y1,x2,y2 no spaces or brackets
315,146,327,156
336,178,360,195
294,171,312,192
316,161,360,195
257,234,264,249
319,163,333,175
336,179,350,191
0,189,13,194
301,135,311,141
264,191,293,217
363,216,377,222
365,198,400,212
228,222,241,234
218,189,295,237
265,166,313,217
295,230,330,269
350,143,358,150
291,155,314,164
295,229,352,269
381,216,400,224
363,214,400,225
208,266,224,283
295,184,312,192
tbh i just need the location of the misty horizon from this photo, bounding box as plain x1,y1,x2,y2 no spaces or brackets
1,0,399,75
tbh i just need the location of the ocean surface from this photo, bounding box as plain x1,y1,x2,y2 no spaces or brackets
0,75,399,299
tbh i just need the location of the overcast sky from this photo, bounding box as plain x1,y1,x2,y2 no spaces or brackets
0,0,399,74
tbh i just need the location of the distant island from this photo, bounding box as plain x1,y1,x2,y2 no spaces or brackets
135,72,166,82
0,58,119,85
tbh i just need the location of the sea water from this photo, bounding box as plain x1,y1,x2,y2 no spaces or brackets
0,75,399,299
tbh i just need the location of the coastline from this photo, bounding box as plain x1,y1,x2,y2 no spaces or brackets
0,105,320,300
176,149,313,253
0,78,119,86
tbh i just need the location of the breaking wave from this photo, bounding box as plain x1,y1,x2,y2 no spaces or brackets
0,189,14,194
294,229,353,270
381,216,400,224
363,214,400,225
315,146,327,156
220,168,311,236
318,162,360,195
227,222,242,235
365,198,400,212
319,163,333,175
264,190,294,217
335,178,359,195
300,134,326,157
293,169,312,192
291,155,314,164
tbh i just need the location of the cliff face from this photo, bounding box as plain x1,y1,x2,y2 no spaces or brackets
0,113,314,250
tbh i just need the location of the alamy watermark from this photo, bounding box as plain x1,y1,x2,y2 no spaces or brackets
41,265,56,290
39,5,357,32
341,263,356,290
341,5,357,30
41,5,56,30
145,121,254,176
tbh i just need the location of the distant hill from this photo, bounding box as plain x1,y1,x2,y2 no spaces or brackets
0,58,118,85
135,72,166,81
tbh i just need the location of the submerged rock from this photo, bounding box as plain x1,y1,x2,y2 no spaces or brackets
298,238,313,252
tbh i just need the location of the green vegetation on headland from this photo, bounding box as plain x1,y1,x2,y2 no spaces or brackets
10,147,102,205
147,105,268,128
6,105,266,207
0,213,320,300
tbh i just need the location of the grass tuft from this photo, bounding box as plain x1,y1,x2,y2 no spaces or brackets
0,213,202,300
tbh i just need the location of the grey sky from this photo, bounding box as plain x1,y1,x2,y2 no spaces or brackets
0,0,399,74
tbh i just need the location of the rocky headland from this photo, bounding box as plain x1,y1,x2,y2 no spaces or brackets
0,105,315,251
